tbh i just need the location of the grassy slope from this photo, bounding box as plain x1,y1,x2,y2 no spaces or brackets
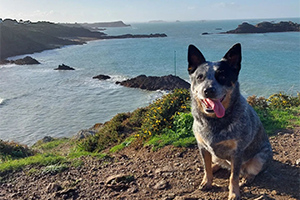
0,90,299,175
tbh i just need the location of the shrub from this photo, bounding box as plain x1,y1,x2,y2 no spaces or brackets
268,92,300,109
247,92,300,135
78,113,131,152
138,89,191,140
0,140,34,162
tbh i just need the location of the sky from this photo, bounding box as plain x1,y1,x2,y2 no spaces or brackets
0,0,299,23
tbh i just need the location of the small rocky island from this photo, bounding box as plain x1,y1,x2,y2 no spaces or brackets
0,56,40,65
54,64,75,70
225,21,300,34
116,74,190,91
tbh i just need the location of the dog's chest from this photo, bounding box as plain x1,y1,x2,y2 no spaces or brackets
194,125,239,160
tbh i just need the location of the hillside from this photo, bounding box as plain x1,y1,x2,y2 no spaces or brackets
0,19,166,61
0,19,106,60
0,90,299,199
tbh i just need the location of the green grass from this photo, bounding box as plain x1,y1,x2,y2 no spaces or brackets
255,106,300,135
32,138,69,152
0,153,66,174
145,112,196,151
109,136,136,153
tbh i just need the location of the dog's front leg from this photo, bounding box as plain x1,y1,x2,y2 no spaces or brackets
199,148,213,190
228,154,242,200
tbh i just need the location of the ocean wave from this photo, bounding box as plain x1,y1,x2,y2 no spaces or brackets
0,97,6,106
0,63,18,69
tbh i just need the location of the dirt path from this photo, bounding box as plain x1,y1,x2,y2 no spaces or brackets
0,128,299,200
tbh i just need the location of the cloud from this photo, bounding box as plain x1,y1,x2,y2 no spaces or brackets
213,2,240,8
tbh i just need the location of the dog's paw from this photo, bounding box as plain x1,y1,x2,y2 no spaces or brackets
199,180,212,190
239,174,255,187
228,192,241,200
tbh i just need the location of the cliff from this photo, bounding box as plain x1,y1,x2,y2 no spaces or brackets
0,19,167,61
0,19,106,60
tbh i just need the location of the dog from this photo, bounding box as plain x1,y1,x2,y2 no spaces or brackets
187,43,272,200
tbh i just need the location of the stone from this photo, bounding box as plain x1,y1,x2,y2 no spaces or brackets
13,56,40,65
54,64,75,70
74,129,96,140
117,74,190,91
93,74,111,80
153,180,169,190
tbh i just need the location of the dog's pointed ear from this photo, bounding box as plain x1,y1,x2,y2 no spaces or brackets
188,45,206,74
223,43,242,72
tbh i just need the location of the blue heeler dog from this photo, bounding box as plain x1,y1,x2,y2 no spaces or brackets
188,43,272,200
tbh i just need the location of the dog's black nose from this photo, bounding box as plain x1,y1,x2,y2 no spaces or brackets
204,87,216,98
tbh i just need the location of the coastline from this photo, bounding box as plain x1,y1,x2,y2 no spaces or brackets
0,19,167,61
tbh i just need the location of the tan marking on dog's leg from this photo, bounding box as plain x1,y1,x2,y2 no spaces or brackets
240,156,264,186
228,156,241,200
244,157,264,175
195,133,204,145
212,163,221,173
199,150,213,190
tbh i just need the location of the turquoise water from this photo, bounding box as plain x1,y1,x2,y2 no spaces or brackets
0,18,299,145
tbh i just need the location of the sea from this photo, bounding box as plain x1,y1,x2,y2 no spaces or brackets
0,18,299,145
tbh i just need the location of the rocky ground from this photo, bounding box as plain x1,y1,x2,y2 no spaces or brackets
0,127,299,200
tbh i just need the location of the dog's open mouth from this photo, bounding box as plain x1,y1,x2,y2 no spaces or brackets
201,95,226,118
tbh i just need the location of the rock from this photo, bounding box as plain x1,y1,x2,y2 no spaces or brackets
74,129,96,140
225,21,300,34
42,136,55,143
46,183,62,193
106,174,134,185
93,74,111,80
54,64,75,70
13,56,40,65
105,174,134,191
153,180,169,190
0,59,12,65
117,74,190,91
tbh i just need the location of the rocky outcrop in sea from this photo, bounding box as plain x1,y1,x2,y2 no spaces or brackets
0,56,40,65
54,64,75,70
116,74,190,91
225,21,300,34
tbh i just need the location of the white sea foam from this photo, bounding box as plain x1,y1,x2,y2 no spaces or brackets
0,97,5,105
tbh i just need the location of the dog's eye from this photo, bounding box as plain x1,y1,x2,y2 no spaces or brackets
197,74,204,80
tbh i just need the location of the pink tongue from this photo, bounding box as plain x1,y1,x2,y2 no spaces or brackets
206,98,225,118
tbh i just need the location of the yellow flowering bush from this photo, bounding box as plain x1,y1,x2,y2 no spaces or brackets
267,92,300,109
247,92,300,110
139,89,191,139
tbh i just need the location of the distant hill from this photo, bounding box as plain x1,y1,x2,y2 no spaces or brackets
225,21,300,34
0,19,106,60
80,21,130,28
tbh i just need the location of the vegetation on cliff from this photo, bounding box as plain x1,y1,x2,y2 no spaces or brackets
0,90,299,177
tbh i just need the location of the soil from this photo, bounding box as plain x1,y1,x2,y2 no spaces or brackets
0,128,299,200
